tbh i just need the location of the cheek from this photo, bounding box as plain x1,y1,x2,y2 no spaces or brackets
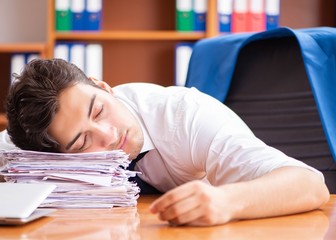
102,111,119,126
104,105,131,127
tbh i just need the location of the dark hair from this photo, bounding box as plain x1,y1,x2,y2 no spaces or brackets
6,58,97,152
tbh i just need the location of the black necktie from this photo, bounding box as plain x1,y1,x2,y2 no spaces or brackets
127,151,162,195
127,151,148,172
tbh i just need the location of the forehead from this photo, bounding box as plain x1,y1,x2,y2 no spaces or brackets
60,83,97,100
57,83,108,109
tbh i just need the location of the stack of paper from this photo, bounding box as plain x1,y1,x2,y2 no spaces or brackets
0,150,140,208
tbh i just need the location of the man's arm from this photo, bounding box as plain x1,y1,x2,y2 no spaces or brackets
150,166,329,226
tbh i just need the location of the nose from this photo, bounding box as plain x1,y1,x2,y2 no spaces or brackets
92,122,118,150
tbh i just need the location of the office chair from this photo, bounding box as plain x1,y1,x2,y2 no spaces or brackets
186,27,336,193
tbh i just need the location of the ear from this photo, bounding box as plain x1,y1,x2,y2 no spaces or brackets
88,77,114,94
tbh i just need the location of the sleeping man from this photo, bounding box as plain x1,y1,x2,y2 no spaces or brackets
2,58,329,226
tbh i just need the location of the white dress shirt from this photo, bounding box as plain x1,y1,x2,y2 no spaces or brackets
0,83,323,192
0,130,19,151
113,83,324,193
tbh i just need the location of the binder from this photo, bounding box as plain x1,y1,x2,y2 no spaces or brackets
248,0,265,32
193,0,207,31
218,0,233,33
71,0,86,31
54,42,70,62
85,0,102,31
10,54,26,83
175,43,193,86
55,0,71,31
232,0,248,33
265,0,280,30
70,43,86,72
25,53,40,64
85,44,103,81
176,0,193,31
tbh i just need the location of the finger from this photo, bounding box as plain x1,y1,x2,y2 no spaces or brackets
167,204,206,226
183,210,233,227
149,183,196,213
186,216,222,227
158,193,200,222
184,218,211,227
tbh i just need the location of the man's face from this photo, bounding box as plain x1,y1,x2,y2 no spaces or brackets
48,83,144,160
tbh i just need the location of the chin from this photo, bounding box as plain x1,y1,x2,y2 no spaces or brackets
128,148,141,160
123,137,143,160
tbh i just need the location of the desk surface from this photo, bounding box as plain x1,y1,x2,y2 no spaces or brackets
0,195,335,240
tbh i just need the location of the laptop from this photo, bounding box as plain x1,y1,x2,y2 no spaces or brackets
0,183,56,225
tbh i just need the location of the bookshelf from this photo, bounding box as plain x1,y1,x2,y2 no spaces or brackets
0,43,47,131
0,0,335,131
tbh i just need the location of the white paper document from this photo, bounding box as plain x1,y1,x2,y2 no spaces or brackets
0,150,140,208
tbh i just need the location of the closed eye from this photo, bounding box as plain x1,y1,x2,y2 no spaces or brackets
78,134,87,151
95,105,104,119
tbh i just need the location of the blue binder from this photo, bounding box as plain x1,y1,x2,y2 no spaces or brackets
186,27,336,163
217,0,232,33
265,0,280,30
71,0,86,30
85,0,102,31
193,0,207,31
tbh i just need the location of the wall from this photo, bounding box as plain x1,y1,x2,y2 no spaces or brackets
0,0,47,43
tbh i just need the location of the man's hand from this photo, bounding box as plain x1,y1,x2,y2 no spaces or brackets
149,180,236,226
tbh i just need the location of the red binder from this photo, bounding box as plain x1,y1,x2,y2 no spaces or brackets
232,0,248,33
247,0,266,32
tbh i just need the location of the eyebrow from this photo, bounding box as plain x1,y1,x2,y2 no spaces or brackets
65,94,96,150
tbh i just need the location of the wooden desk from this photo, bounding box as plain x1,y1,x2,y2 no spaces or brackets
0,195,335,240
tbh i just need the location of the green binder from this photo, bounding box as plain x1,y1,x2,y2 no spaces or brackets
55,0,71,31
176,0,194,31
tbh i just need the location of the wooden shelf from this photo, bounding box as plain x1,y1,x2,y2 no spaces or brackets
0,113,7,131
55,31,206,41
0,43,46,53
